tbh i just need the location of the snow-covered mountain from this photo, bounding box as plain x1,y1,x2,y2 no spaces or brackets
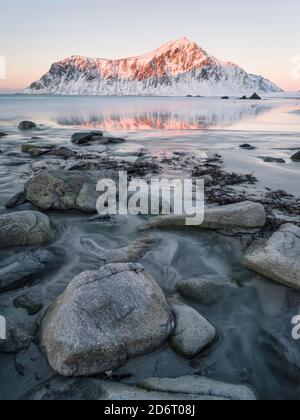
25,37,283,96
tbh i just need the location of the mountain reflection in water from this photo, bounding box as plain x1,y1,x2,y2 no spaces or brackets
57,101,273,131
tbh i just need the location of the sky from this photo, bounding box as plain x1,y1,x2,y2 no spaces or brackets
0,0,300,92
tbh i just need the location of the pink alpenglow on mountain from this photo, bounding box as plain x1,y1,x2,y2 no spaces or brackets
26,37,282,96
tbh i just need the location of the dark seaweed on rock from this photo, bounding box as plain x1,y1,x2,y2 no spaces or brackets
193,165,257,186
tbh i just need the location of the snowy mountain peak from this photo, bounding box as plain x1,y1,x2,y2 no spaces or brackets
26,38,283,96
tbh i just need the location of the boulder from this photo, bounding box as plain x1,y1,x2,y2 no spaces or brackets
24,169,118,213
259,156,286,163
40,263,173,376
291,151,300,162
0,250,55,293
21,144,55,157
49,147,76,159
243,224,300,290
140,201,266,231
169,304,216,358
240,143,255,150
177,276,231,305
221,96,230,100
18,121,37,131
139,376,257,401
0,211,54,249
71,131,104,145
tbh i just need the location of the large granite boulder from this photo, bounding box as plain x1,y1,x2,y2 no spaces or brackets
169,304,216,358
40,263,173,376
139,376,257,400
0,211,54,249
71,131,103,145
24,170,118,213
71,131,125,146
0,250,55,293
140,201,266,231
243,224,300,290
18,121,37,131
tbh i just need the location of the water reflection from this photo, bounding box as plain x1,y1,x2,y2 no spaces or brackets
56,101,274,131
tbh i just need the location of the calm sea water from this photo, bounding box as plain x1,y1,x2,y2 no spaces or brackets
0,95,299,400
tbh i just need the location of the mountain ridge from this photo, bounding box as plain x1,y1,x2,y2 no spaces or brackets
25,37,283,96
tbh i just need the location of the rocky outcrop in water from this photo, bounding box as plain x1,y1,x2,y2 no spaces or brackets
71,131,125,146
0,211,54,248
140,201,266,231
169,304,216,358
0,250,55,293
40,263,173,376
243,224,300,290
291,151,300,162
24,170,118,213
18,121,37,131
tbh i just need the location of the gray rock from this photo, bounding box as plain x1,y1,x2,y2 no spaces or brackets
259,156,286,163
40,263,173,376
243,224,300,290
140,201,266,231
18,121,37,131
5,191,27,209
49,147,76,159
21,144,55,157
139,376,257,400
25,169,118,213
21,377,229,401
0,249,55,292
71,131,125,146
169,304,216,358
71,131,103,145
0,211,55,249
291,151,300,162
177,276,231,305
80,237,156,263
240,144,255,150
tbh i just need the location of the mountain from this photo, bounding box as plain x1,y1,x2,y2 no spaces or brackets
25,37,283,96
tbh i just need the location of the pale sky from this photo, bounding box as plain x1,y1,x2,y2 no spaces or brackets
0,0,300,92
